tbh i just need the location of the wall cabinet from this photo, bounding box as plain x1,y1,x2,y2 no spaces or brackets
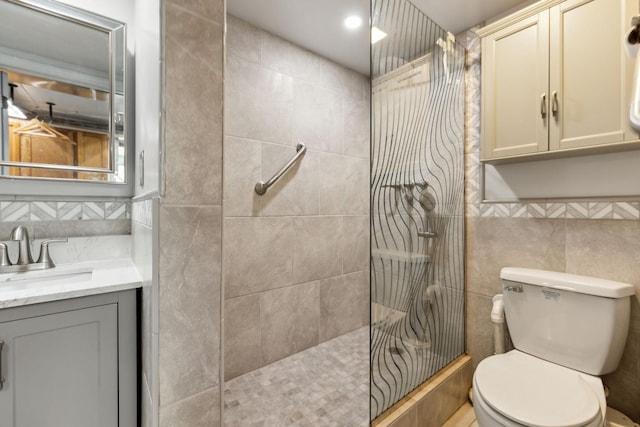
479,0,639,161
0,291,136,427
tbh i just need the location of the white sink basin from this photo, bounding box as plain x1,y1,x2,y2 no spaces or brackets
0,265,93,285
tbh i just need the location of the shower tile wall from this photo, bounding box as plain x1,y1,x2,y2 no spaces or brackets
155,1,225,426
224,16,370,380
464,30,640,422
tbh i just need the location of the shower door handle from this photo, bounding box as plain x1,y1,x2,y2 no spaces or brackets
540,93,547,119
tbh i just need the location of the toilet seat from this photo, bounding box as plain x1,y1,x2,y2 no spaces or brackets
474,351,604,427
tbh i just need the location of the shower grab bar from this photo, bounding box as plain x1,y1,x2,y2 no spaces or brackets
255,142,307,195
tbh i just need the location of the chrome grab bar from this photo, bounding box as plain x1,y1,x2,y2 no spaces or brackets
255,142,307,195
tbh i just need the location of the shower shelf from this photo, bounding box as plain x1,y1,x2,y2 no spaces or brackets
381,180,428,189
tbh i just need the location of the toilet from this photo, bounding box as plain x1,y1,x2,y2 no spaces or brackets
473,267,636,427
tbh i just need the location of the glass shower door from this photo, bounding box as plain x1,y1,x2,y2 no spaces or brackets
370,0,466,418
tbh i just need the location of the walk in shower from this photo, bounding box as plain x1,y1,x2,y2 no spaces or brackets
222,0,465,424
370,0,466,418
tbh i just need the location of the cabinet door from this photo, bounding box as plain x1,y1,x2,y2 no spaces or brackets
0,304,119,427
481,11,550,160
549,0,628,150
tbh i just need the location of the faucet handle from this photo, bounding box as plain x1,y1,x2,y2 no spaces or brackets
0,243,11,267
36,239,68,269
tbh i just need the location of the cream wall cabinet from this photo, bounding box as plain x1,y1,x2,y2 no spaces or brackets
480,0,639,162
0,291,136,427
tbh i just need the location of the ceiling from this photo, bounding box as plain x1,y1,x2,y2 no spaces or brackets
0,0,110,76
228,0,533,75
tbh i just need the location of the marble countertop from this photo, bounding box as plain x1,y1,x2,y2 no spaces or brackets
0,258,143,309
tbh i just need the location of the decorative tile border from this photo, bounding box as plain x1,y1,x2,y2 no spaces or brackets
0,202,29,222
464,29,639,221
468,201,640,220
0,201,130,222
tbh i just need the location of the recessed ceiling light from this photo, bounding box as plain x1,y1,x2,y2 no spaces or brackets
371,26,387,44
344,15,362,30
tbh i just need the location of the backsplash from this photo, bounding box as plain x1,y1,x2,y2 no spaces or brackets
131,198,153,227
7,235,132,264
0,201,130,222
473,201,640,220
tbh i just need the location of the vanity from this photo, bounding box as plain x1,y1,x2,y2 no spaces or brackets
0,246,142,427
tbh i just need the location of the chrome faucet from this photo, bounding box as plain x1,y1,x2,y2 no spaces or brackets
0,226,68,273
10,225,33,265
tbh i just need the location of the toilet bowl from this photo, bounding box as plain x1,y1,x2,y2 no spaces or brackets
472,268,635,427
473,350,606,427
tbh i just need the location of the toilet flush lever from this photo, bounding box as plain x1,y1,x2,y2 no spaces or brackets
504,285,523,293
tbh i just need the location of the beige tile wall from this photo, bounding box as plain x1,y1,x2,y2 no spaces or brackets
466,217,640,421
223,16,370,380
155,1,225,426
464,29,640,422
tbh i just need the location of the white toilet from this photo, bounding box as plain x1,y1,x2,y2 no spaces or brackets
473,267,636,427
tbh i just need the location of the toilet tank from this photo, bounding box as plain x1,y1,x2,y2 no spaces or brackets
500,268,636,375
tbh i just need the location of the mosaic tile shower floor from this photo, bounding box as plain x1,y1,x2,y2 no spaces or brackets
224,327,369,426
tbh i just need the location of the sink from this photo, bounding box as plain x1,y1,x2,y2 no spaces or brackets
0,265,93,285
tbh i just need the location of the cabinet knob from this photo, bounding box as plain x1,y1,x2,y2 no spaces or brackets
541,93,547,119
552,91,559,118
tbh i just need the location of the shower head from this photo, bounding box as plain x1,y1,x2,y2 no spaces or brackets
417,191,436,212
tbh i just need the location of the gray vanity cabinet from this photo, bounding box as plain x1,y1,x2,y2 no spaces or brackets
0,290,136,427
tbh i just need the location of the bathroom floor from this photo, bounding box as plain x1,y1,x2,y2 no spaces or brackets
223,327,369,426
443,403,478,427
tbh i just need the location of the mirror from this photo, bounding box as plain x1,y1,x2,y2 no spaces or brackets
0,0,126,183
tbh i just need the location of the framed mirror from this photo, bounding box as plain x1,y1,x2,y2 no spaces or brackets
0,0,126,185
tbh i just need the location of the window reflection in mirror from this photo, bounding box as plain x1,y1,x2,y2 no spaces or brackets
0,0,126,183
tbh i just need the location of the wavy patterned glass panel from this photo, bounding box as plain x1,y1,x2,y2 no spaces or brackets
370,0,466,418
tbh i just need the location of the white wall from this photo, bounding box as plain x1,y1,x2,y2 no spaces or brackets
134,0,161,197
